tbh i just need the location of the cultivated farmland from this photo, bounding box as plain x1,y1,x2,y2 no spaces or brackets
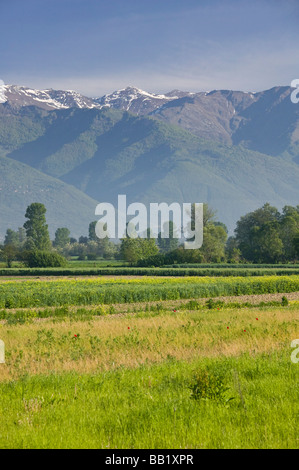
0,273,298,448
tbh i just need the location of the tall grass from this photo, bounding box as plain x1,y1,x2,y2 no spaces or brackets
0,304,297,381
0,352,297,448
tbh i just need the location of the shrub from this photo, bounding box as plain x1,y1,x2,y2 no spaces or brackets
94,305,107,316
137,253,166,267
281,296,289,306
87,253,97,261
189,368,233,404
206,298,225,309
23,250,67,268
184,300,202,310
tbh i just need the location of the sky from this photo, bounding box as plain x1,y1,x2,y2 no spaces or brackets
1,0,299,97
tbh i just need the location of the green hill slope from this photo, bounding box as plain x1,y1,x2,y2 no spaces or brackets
1,105,299,234
61,116,299,233
2,105,124,178
0,154,99,240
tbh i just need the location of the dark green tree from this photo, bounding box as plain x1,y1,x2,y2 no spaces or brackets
279,206,299,261
225,236,242,263
187,203,227,262
1,244,18,268
187,202,217,234
4,229,19,246
158,220,179,253
293,233,299,260
200,224,227,262
120,237,158,264
87,221,116,258
23,236,36,251
23,203,51,250
234,203,283,263
88,221,97,241
53,227,70,248
4,227,26,250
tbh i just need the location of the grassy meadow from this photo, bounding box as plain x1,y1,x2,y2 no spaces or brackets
0,273,298,448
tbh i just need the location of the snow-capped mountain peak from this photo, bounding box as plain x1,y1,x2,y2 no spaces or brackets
0,84,97,110
95,86,181,115
0,82,194,115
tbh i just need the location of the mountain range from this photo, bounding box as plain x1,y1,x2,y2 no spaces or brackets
0,82,298,239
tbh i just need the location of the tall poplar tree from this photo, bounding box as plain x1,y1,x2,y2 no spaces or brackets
23,203,51,250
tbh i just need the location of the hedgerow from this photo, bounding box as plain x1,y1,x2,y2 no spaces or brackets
0,267,298,277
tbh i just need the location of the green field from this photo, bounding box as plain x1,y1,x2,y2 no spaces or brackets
0,260,298,278
0,352,298,449
0,275,298,309
0,274,298,448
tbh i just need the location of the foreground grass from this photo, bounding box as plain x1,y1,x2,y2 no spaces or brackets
0,303,298,448
0,352,298,449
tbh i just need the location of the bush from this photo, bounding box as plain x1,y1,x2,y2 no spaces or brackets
206,298,225,309
23,250,67,268
184,300,202,310
87,253,97,261
189,368,233,404
137,253,166,267
281,296,289,306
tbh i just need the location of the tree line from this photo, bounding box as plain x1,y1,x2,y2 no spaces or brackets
0,202,298,267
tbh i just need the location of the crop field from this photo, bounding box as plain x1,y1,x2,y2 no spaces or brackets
1,266,299,278
0,275,299,309
0,274,298,448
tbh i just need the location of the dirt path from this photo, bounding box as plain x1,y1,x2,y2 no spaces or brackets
110,291,299,312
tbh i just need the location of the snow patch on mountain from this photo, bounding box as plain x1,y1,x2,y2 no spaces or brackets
0,80,7,103
100,87,174,103
0,83,199,114
95,86,180,115
1,85,98,110
99,86,177,105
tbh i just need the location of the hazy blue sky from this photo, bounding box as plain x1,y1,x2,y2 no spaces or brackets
1,0,299,96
